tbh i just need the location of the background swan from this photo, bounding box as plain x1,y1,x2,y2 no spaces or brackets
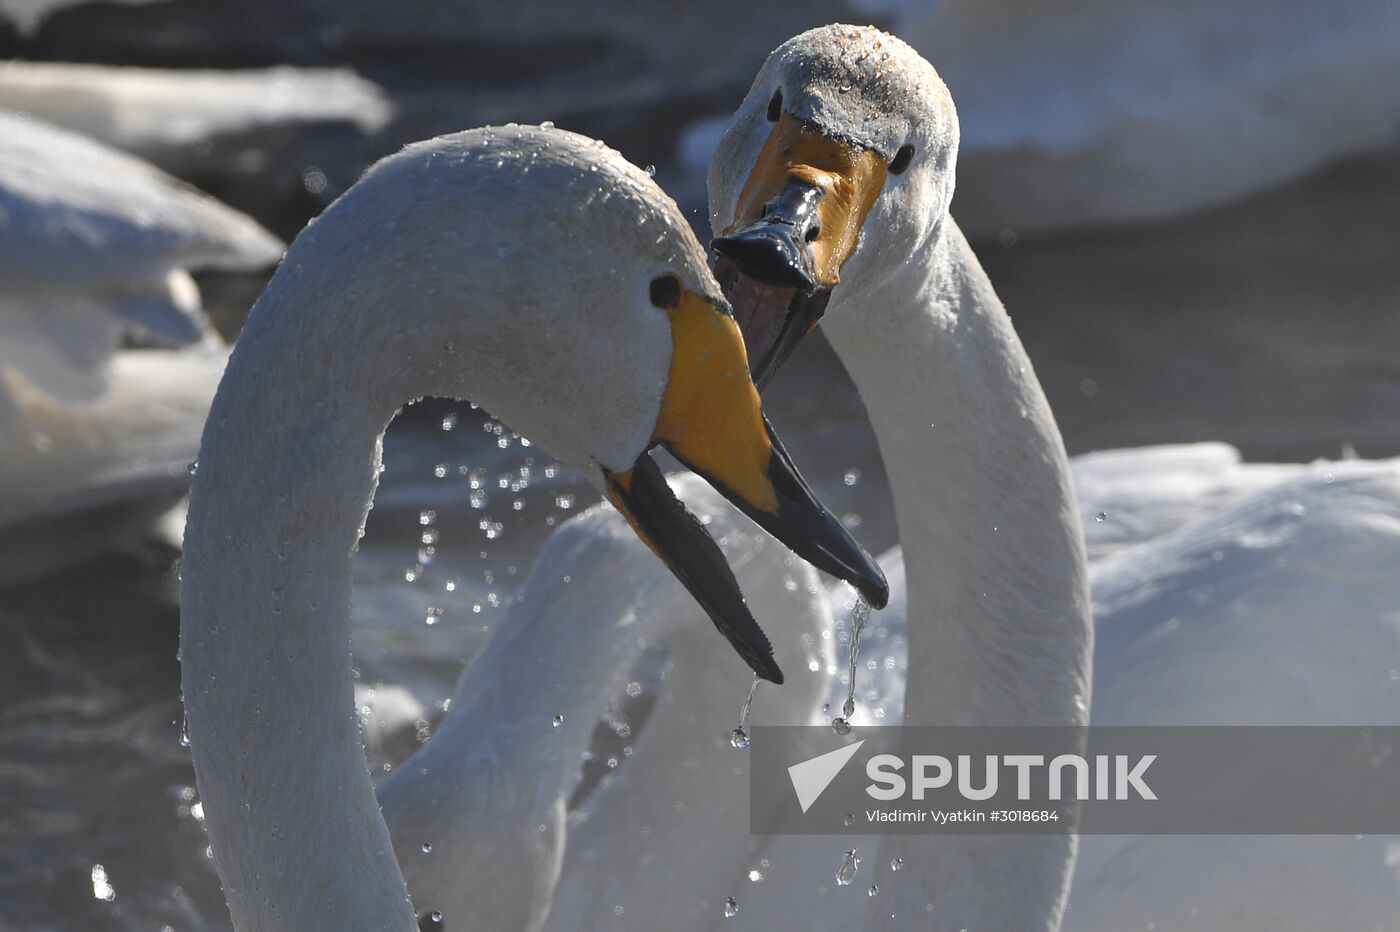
0,62,393,161
0,110,281,580
879,0,1400,235
180,122,881,931
705,25,1400,930
383,474,834,930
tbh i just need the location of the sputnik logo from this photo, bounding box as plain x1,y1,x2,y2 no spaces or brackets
787,740,866,813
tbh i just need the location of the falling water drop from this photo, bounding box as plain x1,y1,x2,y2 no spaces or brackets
833,595,872,732
836,848,860,886
421,842,433,853
731,675,760,750
890,856,904,872
868,884,879,897
552,714,564,728
1095,512,1107,523
723,897,738,919
179,715,191,749
186,460,199,476
644,164,657,177
843,813,856,827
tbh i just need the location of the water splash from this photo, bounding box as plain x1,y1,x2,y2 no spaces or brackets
832,595,872,733
730,675,760,750
723,897,738,918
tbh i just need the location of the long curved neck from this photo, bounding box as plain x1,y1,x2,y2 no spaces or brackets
823,220,1091,931
825,220,1092,727
180,272,425,931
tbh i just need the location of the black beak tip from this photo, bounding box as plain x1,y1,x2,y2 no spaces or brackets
859,566,890,611
712,227,818,294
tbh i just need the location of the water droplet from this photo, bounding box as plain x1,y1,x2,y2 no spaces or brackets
90,863,116,901
179,716,191,748
186,460,199,476
890,856,904,872
748,869,764,882
553,714,564,728
843,468,861,486
1095,512,1107,523
421,842,433,853
868,884,879,897
539,120,555,130
723,897,738,919
836,849,860,886
731,675,759,751
832,717,852,735
441,413,458,431
843,813,856,827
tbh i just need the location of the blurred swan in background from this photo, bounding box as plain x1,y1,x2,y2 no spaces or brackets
179,123,883,931
698,25,1400,930
0,61,393,160
887,0,1400,235
0,110,282,581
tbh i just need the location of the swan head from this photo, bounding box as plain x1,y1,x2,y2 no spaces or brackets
706,25,958,384
314,124,887,679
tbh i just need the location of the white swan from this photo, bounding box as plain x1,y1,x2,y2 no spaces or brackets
179,123,886,932
0,110,282,579
706,24,1400,931
711,25,1090,930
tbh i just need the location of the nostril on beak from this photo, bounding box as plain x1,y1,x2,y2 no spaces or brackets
804,223,821,243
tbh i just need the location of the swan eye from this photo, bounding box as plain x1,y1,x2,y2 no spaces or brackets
649,274,682,309
889,144,915,175
766,89,783,123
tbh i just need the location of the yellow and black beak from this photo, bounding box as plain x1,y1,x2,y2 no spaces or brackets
713,112,886,388
605,283,888,684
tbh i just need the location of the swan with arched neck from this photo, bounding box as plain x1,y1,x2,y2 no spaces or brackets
179,122,885,932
